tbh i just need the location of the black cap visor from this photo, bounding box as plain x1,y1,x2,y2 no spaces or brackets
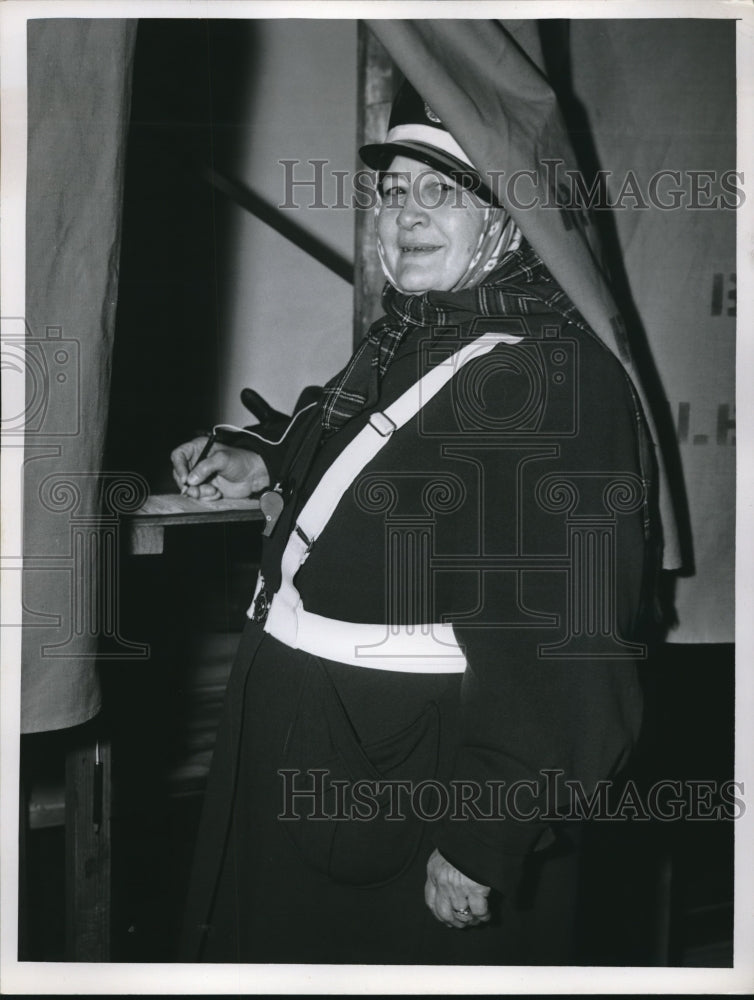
359,139,496,204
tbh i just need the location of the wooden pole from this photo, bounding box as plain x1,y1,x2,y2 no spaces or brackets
65,729,111,960
353,23,396,346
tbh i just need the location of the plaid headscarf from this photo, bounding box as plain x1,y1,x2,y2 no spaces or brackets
321,239,587,431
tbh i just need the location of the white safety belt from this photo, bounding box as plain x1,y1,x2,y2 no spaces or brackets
250,330,522,673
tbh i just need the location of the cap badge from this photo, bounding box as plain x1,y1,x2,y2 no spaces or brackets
423,101,442,124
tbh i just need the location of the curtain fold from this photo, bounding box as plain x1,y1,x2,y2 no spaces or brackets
565,19,734,642
22,19,137,733
366,18,683,572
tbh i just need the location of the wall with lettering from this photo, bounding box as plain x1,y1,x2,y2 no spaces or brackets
569,19,735,642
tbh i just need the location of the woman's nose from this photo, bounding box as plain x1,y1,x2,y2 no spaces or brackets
396,192,428,229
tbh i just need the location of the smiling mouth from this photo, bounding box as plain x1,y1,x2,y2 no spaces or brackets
400,245,442,254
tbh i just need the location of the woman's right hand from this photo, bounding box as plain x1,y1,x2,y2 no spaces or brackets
170,437,271,500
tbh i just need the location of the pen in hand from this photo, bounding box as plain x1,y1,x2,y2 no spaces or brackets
181,430,217,496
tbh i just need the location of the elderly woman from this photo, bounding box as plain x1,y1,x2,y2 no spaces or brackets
173,81,657,965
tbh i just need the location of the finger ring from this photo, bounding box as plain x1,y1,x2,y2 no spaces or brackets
453,906,471,916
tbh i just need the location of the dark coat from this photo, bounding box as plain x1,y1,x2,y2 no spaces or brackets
180,309,659,964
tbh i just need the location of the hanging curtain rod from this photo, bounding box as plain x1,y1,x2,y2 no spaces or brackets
201,164,355,286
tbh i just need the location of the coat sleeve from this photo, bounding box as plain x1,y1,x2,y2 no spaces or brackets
217,385,324,486
432,335,658,895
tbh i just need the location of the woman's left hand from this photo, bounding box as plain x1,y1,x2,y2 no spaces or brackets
424,849,491,929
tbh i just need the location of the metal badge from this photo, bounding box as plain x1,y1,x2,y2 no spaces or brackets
260,487,285,537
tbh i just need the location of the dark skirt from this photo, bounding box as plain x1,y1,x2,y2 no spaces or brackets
180,620,583,965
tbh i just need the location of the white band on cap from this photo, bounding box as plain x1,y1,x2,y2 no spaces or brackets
384,124,475,169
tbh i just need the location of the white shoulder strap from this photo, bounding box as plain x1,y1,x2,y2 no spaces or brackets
296,330,522,549
258,329,523,665
265,330,521,602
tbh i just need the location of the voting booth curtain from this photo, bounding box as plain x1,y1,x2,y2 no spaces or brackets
566,21,735,644
20,18,735,733
21,20,137,733
368,17,735,626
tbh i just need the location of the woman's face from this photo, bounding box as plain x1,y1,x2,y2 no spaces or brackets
376,155,487,293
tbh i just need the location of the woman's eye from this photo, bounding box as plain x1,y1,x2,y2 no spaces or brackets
423,180,454,203
382,186,406,206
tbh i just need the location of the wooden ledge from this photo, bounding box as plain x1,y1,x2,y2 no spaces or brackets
123,494,264,555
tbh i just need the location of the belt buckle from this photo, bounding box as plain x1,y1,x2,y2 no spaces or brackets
368,411,396,437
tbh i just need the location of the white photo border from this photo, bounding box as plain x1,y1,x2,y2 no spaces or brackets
1,0,751,994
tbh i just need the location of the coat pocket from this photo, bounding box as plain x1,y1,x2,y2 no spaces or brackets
280,660,440,886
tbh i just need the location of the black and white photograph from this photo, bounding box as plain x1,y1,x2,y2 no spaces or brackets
1,1,751,993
